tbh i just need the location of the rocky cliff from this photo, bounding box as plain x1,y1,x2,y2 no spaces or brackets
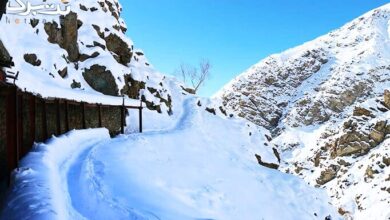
0,0,185,113
217,4,390,220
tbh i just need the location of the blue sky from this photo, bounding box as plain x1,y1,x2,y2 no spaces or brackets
122,0,389,97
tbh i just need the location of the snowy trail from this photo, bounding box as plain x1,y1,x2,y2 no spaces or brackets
64,98,197,219
2,97,339,220
63,97,338,220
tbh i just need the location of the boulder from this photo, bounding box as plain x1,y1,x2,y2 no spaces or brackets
255,154,279,170
79,52,100,62
316,165,340,185
105,33,132,65
82,64,118,96
121,74,145,99
205,107,216,115
58,67,68,78
353,107,372,117
369,129,385,143
23,54,41,66
71,79,81,89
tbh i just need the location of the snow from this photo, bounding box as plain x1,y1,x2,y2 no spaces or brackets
215,3,390,220
0,0,171,107
1,96,340,220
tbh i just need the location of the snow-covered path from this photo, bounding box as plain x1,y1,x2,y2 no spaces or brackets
1,98,339,220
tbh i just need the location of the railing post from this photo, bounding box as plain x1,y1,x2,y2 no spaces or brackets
56,99,61,135
121,97,125,134
98,104,102,127
16,91,23,161
65,100,69,131
81,102,86,129
42,99,48,140
6,85,17,185
139,101,143,133
29,95,35,147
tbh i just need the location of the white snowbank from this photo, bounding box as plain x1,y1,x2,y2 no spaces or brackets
0,129,111,220
1,97,339,220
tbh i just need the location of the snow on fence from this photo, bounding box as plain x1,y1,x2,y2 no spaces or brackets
0,83,143,206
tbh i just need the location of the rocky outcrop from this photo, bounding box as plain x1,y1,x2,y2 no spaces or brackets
71,80,81,89
58,67,68,78
0,0,7,20
330,119,389,158
353,107,372,117
255,154,279,170
44,12,80,62
316,165,340,185
61,12,80,62
82,64,118,95
121,74,145,99
104,33,132,65
92,25,132,65
79,52,100,62
0,40,12,67
23,54,41,66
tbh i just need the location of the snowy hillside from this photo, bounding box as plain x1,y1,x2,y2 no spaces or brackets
0,0,174,111
1,98,339,220
0,0,341,219
217,3,390,220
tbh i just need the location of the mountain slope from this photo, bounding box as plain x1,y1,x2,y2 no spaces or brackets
0,0,175,112
217,3,390,131
217,4,390,220
0,98,340,220
0,0,341,219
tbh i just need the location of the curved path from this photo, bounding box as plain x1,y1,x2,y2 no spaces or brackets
65,98,196,219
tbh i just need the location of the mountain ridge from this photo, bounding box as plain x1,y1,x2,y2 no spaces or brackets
217,3,390,219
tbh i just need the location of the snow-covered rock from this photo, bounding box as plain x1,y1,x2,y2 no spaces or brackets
0,0,176,111
0,0,342,219
216,3,390,219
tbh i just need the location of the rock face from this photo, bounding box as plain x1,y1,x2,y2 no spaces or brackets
121,74,145,99
317,165,340,185
216,4,390,219
82,65,118,96
0,0,174,115
61,12,80,62
44,12,80,62
24,54,41,66
217,7,390,132
105,33,132,65
0,40,12,67
0,0,7,20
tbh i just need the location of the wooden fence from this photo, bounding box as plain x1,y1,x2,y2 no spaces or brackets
0,83,143,206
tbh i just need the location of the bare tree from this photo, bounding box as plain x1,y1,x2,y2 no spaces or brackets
175,59,212,94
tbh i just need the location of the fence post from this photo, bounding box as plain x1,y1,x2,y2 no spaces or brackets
6,86,17,178
139,101,143,133
56,99,61,135
121,97,125,134
29,95,35,148
65,100,69,132
42,99,47,140
16,91,23,161
81,102,86,129
98,104,102,127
